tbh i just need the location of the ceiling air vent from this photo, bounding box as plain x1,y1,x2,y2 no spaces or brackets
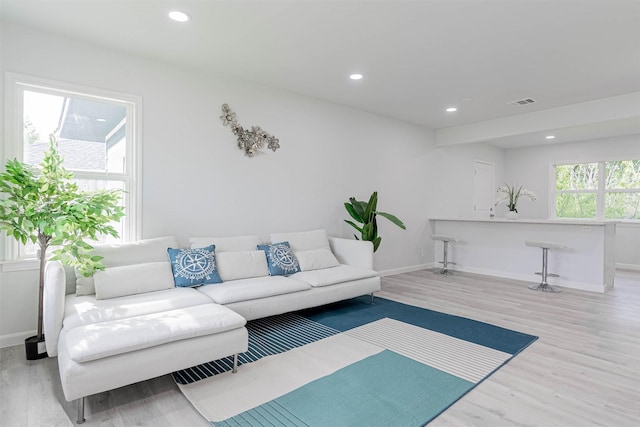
508,98,536,106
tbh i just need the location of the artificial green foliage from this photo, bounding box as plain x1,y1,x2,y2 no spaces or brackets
495,183,536,213
344,191,406,252
0,136,125,339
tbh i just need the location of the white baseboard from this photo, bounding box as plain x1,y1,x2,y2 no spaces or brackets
616,263,640,273
0,330,35,349
377,263,435,277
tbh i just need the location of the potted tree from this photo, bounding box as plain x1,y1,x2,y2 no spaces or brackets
344,191,406,252
0,136,125,360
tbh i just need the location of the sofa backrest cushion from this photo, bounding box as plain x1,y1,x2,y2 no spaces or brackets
167,245,223,287
63,264,78,295
215,250,269,281
269,229,340,271
189,235,262,252
76,236,179,296
295,248,340,271
269,229,330,252
94,262,175,300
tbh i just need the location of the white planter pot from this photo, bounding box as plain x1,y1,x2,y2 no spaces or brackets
505,211,518,220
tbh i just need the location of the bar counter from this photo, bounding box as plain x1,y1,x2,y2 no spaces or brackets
429,217,616,292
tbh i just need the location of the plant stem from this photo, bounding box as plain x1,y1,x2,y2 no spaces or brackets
37,233,50,340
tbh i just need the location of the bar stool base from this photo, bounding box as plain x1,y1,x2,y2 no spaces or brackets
431,235,457,277
525,241,566,295
434,261,456,275
528,283,562,293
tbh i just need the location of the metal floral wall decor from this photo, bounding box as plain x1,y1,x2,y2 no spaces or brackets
220,104,280,157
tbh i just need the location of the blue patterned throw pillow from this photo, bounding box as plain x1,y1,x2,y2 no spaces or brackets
167,245,223,287
257,241,301,276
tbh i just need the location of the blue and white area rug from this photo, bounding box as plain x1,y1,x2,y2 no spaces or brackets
173,296,537,426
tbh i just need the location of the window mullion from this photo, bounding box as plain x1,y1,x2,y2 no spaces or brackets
596,161,605,220
605,188,640,194
71,171,127,181
556,189,598,194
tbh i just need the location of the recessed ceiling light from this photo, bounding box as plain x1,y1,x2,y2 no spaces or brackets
349,73,364,80
446,107,458,112
96,118,106,122
168,11,190,22
546,135,555,139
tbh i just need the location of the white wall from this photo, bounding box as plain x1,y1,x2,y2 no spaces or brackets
428,143,505,218
504,134,640,269
0,23,505,345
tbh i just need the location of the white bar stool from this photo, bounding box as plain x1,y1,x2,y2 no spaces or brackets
525,240,567,292
432,235,457,274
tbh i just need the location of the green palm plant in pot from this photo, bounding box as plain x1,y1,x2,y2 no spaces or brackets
344,191,406,252
0,136,125,360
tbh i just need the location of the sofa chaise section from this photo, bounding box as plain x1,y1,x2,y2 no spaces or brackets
44,237,248,424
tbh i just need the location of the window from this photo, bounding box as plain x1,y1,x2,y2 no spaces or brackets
4,73,141,260
604,160,640,219
554,162,598,219
553,160,640,220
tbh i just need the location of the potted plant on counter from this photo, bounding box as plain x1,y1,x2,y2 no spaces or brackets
496,183,536,219
344,191,406,252
0,135,125,360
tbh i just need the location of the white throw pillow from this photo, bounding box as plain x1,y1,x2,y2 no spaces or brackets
189,235,262,252
76,236,178,296
215,251,269,281
295,248,340,271
269,229,330,252
94,262,175,300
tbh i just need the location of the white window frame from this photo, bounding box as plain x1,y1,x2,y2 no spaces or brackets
2,72,142,265
550,157,640,222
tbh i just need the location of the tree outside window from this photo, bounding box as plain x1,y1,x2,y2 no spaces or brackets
555,162,598,219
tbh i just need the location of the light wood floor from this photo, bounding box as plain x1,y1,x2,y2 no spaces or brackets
1,270,639,426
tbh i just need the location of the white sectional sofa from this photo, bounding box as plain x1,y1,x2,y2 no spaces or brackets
43,229,379,423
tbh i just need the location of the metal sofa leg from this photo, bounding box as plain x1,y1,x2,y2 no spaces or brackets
232,353,238,373
370,293,375,304
77,397,85,424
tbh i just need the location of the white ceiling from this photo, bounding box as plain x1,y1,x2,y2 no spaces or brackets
2,0,640,148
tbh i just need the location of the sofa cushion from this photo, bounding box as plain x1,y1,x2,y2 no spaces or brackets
257,242,301,276
196,276,310,304
189,235,262,252
291,265,377,287
76,236,178,296
75,274,96,297
269,229,330,252
63,287,214,330
65,303,246,363
94,262,175,300
167,245,223,287
295,248,340,271
216,251,269,281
